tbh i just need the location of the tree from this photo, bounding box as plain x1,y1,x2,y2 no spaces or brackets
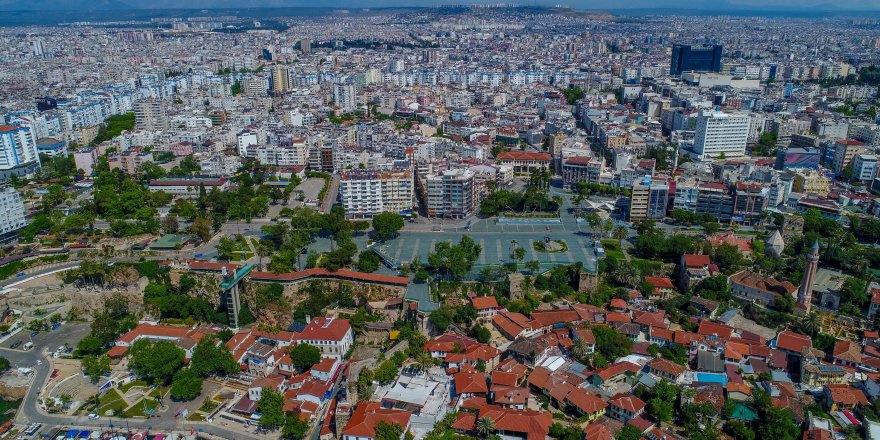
76,335,104,356
475,416,495,438
613,226,628,247
358,250,381,273
647,379,678,423
282,414,310,440
840,277,869,311
216,236,238,261
755,407,800,440
525,260,541,273
82,355,111,381
713,243,747,274
513,246,526,262
0,358,8,372
616,425,643,440
170,368,203,400
257,390,285,429
592,326,632,360
800,313,821,337
376,421,405,440
372,212,405,241
289,343,321,371
188,216,213,241
128,339,185,384
190,337,238,377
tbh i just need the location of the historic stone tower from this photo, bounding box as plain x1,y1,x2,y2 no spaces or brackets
797,240,820,314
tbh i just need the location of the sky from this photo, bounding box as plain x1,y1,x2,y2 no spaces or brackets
2,0,880,11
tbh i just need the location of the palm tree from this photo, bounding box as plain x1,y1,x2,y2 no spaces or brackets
257,241,274,271
613,226,628,247
476,416,495,438
603,218,614,238
800,313,821,337
525,260,541,274
571,338,589,362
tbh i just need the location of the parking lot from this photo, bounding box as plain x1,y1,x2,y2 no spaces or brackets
1,322,90,356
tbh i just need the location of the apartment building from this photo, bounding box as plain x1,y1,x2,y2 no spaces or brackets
0,186,27,238
425,168,477,219
629,177,669,222
339,169,414,218
689,110,751,160
832,139,866,174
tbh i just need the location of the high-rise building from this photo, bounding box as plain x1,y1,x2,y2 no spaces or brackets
299,39,311,54
29,39,45,57
134,99,169,132
425,169,477,219
271,65,290,94
333,80,357,113
690,110,750,161
629,177,669,222
339,169,413,219
832,139,866,174
670,44,723,76
797,241,820,314
0,124,41,180
0,186,27,240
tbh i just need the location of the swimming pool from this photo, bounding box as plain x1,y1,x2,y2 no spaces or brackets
695,372,728,386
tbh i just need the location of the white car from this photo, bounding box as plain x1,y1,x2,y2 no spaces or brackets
88,414,100,420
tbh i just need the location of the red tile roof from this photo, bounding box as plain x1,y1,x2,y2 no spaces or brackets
250,268,410,286
341,402,411,438
644,276,674,289
649,357,687,378
824,384,869,406
478,406,553,440
775,330,812,354
471,296,499,310
565,389,608,415
683,254,711,267
497,151,552,162
608,393,646,414
296,316,351,342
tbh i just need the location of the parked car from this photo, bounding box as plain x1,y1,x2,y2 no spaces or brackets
88,414,100,420
10,341,21,349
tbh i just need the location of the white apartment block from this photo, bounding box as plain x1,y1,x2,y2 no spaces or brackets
690,110,751,161
339,169,414,219
0,186,27,237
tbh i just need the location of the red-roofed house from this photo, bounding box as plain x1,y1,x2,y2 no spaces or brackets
823,384,869,411
111,323,211,359
342,402,411,440
294,316,354,359
471,296,501,318
565,389,608,421
648,358,687,382
681,254,712,290
607,393,646,422
643,276,675,300
775,330,812,356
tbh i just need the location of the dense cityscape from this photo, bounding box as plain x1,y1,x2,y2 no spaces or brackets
0,4,879,440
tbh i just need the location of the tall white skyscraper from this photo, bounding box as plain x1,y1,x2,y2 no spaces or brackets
0,125,41,179
0,186,27,238
29,39,45,57
690,110,751,161
333,81,357,113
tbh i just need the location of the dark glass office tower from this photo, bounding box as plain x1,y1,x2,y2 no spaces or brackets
670,44,723,76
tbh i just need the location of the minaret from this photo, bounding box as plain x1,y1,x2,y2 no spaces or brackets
797,240,820,313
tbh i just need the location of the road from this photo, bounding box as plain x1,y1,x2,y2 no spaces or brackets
2,337,263,440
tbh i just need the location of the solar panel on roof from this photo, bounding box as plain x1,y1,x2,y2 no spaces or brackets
819,365,844,373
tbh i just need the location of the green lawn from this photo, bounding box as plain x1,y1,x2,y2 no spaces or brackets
123,398,160,418
631,258,663,275
95,389,127,417
118,379,148,393
187,413,205,421
601,240,626,260
199,400,219,413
